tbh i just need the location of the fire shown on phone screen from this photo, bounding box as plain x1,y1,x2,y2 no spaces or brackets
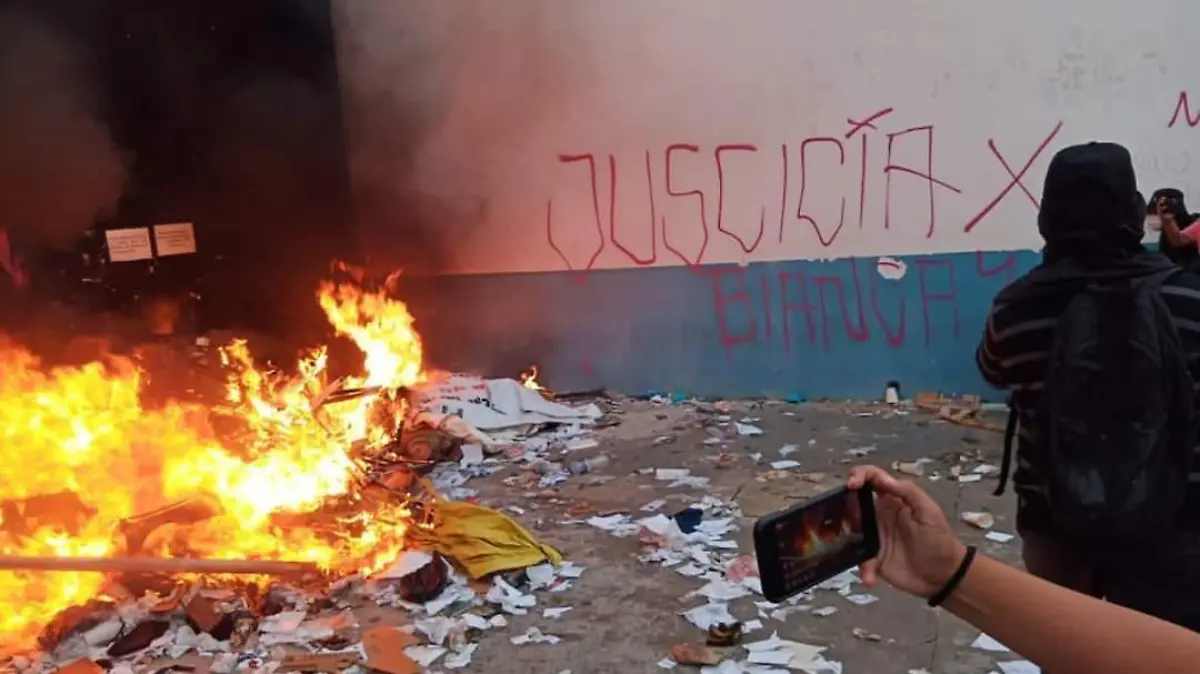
777,489,864,571
754,485,878,601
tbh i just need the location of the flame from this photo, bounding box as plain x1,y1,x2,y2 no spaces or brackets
797,517,855,559
520,365,544,392
0,270,427,654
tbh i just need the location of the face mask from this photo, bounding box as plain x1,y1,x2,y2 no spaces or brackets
1146,215,1162,231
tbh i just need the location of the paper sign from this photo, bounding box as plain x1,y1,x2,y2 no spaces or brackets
104,227,152,262
153,222,197,256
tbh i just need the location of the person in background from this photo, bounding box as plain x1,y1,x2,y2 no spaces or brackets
974,142,1200,632
848,465,1199,674
1149,187,1200,271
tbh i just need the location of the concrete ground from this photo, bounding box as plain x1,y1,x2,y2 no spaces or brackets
460,398,1022,674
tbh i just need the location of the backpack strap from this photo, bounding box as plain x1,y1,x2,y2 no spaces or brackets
994,396,1017,497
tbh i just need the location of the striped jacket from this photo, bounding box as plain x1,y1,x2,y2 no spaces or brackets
976,267,1200,529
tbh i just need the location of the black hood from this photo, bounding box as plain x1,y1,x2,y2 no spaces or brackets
1038,142,1146,262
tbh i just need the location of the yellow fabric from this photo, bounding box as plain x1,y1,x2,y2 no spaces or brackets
408,499,562,579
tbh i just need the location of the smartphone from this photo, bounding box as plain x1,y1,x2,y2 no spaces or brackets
753,484,879,603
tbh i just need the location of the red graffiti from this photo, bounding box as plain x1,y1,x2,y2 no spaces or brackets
549,112,1064,273
759,273,775,343
813,264,870,348
845,109,894,231
779,269,818,354
707,265,758,361
884,126,961,239
963,121,1063,233
608,153,659,265
707,256,1019,357
663,144,711,267
976,251,1020,283
794,138,847,247
715,144,766,253
845,107,895,139
916,259,959,345
869,264,906,347
1169,91,1200,128
546,153,607,275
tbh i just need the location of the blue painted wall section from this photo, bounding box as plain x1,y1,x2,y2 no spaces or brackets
404,250,1043,400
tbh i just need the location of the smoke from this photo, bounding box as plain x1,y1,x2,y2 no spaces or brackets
0,10,126,250
331,1,590,275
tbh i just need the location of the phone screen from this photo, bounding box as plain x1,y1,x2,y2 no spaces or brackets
754,485,878,602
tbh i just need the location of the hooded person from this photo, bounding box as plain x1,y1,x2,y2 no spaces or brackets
974,141,1200,634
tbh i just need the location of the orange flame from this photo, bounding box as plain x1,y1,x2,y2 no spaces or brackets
0,270,426,655
520,365,544,392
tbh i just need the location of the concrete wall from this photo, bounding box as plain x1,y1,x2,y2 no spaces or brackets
332,0,1200,399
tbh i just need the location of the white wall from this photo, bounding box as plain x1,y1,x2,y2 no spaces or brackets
334,0,1198,274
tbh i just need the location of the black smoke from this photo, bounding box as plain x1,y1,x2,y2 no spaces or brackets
0,6,126,251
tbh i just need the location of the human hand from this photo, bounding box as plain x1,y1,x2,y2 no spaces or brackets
848,465,966,599
1158,199,1178,227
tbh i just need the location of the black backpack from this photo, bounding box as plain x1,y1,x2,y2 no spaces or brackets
1029,269,1195,542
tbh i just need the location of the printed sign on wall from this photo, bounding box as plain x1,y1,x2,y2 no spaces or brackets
104,227,153,262
153,223,197,256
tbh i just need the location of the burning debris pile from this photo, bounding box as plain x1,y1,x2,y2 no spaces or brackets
0,267,600,672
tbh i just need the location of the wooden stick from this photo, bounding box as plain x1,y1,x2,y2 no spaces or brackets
0,555,321,576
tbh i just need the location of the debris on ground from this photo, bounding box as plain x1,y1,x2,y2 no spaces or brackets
961,511,996,530
914,391,1004,433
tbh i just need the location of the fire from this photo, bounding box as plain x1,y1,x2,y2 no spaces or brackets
0,270,427,655
520,365,544,392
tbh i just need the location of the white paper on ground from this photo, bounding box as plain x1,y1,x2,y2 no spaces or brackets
695,579,752,601
417,374,601,431
997,661,1040,674
971,633,1010,652
985,531,1015,543
681,602,736,630
405,645,447,667
736,422,764,436
443,643,477,669
459,443,484,466
511,627,561,645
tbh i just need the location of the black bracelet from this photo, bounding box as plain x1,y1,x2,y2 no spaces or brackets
927,545,977,608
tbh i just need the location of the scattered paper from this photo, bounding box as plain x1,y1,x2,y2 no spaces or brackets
417,374,600,432
770,460,801,470
681,602,737,630
543,606,573,619
404,645,447,668
443,643,477,669
971,633,1010,652
736,423,764,436
643,499,668,512
961,511,995,529
511,627,561,645
997,661,1040,674
844,594,879,606
985,531,1015,543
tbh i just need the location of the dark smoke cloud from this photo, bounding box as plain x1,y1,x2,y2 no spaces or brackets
331,1,590,276
0,10,126,250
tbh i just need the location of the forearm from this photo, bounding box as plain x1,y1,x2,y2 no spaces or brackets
943,555,1200,674
1162,219,1191,247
